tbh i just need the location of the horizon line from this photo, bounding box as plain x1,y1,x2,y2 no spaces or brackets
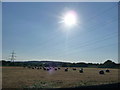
1,59,119,64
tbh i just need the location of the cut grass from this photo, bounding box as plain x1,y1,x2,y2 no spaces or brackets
2,67,120,88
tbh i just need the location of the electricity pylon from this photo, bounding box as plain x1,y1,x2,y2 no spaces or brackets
10,50,16,62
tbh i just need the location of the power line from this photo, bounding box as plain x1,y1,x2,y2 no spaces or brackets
36,4,117,50
44,18,118,54
55,33,117,57
24,4,118,60
39,16,117,51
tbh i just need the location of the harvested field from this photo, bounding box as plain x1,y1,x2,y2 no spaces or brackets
2,67,119,88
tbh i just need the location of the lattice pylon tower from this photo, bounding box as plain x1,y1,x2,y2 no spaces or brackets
10,50,16,62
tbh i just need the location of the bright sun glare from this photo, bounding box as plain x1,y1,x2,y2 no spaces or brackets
63,10,77,27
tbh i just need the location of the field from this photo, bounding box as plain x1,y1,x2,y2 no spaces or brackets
2,67,119,88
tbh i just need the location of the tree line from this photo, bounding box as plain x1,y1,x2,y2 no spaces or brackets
0,60,120,68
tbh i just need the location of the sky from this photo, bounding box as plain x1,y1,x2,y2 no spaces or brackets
2,2,118,63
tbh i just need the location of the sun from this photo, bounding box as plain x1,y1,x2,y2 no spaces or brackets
62,10,77,27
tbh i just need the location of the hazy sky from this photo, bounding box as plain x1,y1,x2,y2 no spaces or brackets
2,2,118,63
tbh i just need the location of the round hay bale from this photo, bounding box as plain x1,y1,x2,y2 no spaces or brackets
79,70,83,73
73,68,76,70
65,68,68,72
47,68,49,71
43,67,46,70
106,69,110,73
99,70,104,74
54,68,57,70
32,67,34,69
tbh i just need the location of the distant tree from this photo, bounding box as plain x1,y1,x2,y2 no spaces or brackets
76,62,88,67
62,63,68,67
70,63,76,67
87,63,99,68
104,60,116,65
2,60,7,65
102,60,116,68
44,63,49,67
